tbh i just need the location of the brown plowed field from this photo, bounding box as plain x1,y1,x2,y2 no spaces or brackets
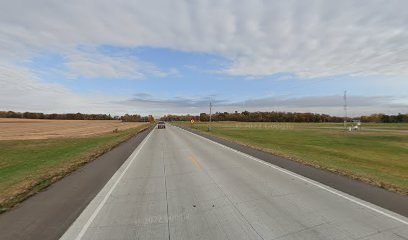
0,118,147,140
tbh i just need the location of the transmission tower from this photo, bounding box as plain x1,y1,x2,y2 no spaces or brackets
343,90,347,129
208,101,212,131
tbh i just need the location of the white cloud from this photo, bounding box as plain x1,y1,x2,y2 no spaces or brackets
0,62,80,112
1,0,407,78
119,93,408,117
0,62,406,116
0,61,140,114
64,49,175,80
1,0,407,115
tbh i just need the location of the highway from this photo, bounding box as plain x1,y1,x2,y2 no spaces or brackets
61,124,408,240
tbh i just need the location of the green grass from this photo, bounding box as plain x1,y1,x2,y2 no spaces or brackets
0,124,150,213
177,122,408,195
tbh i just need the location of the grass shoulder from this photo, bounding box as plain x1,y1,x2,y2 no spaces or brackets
175,121,408,195
0,123,151,213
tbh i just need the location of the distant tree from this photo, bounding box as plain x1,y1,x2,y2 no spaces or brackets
148,115,155,123
121,114,149,122
199,113,209,122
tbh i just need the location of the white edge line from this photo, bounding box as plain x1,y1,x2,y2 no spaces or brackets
174,124,408,226
74,128,155,240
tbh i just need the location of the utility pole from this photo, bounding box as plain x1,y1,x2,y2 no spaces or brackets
343,90,347,129
208,101,212,131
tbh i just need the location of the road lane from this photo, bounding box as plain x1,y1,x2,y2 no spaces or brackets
61,124,408,240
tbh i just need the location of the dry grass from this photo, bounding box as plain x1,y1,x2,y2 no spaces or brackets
0,124,151,213
0,118,146,140
178,121,408,195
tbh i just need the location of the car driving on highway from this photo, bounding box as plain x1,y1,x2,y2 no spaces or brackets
157,121,165,129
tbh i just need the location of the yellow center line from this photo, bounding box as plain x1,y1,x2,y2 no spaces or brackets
188,155,201,170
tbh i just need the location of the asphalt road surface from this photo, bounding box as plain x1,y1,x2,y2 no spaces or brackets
61,124,408,240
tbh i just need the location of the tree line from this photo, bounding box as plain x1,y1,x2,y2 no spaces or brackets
3,110,406,123
360,113,408,123
0,111,153,122
160,111,408,123
121,114,154,122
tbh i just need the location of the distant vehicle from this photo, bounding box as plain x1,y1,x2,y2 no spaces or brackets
157,121,165,129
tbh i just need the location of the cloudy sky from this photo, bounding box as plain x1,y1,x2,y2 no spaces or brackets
1,0,407,117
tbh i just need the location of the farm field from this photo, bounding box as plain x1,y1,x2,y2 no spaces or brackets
0,119,150,213
0,118,146,140
176,121,408,195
